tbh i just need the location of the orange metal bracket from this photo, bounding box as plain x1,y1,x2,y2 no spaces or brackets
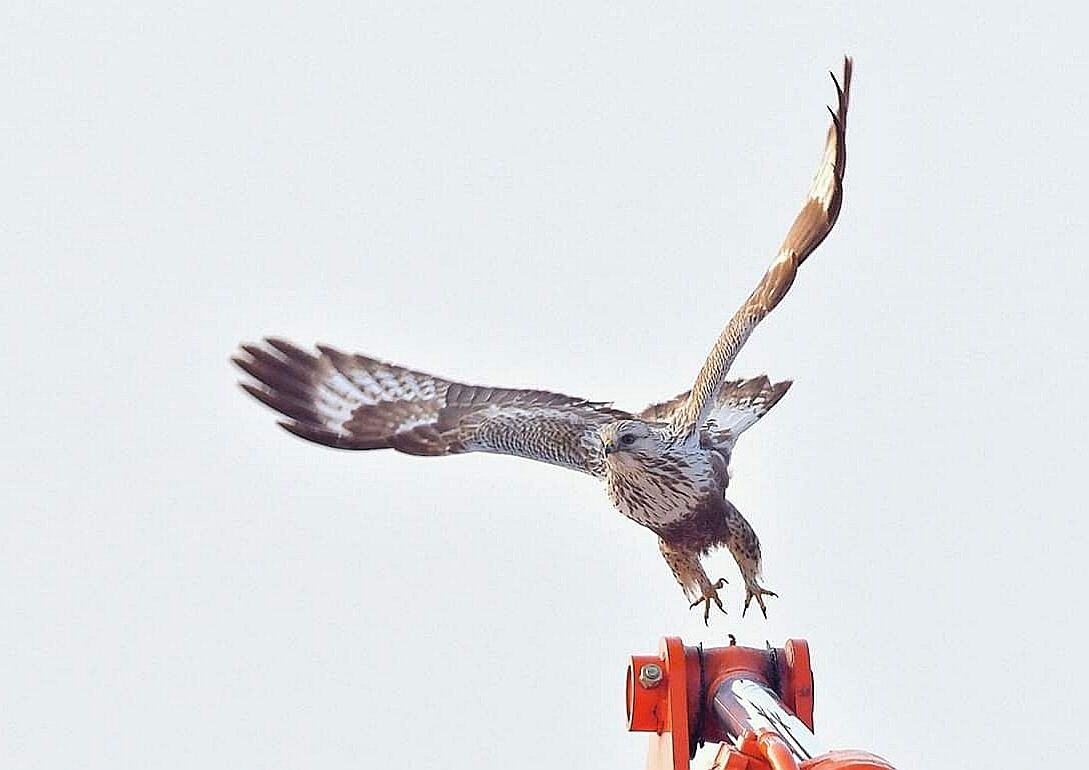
627,637,693,769
626,637,895,770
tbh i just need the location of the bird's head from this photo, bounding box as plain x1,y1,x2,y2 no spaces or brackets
599,420,663,466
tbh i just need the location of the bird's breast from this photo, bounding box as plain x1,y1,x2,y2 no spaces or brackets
604,451,719,527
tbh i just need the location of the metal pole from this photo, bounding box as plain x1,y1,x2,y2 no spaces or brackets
710,676,825,763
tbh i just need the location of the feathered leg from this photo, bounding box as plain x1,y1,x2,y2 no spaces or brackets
721,498,777,618
659,539,728,624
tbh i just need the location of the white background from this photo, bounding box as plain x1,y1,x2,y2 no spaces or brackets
4,3,1087,768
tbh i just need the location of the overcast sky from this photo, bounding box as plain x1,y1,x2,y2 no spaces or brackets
4,3,1088,769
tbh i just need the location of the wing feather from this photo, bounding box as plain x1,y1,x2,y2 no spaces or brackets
233,338,630,476
641,376,792,452
670,57,852,439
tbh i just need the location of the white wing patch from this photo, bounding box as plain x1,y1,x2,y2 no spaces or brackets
341,368,387,404
703,377,791,452
314,386,355,427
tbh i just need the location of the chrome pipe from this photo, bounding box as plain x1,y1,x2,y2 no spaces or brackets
710,676,825,762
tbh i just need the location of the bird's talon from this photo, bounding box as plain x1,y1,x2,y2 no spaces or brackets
742,585,778,619
690,579,729,624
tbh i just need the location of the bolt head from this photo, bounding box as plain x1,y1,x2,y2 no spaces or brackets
638,663,663,689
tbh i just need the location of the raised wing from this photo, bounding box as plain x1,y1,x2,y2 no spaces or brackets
669,57,852,440
641,376,791,453
233,338,631,477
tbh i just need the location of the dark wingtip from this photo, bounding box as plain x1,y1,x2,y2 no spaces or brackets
833,55,853,85
834,56,852,114
277,419,392,451
277,419,317,441
231,341,263,371
827,57,852,135
278,419,341,448
232,355,262,381
265,337,317,364
239,381,264,398
239,381,323,424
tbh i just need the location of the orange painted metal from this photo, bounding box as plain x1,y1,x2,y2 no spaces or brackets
783,639,814,730
800,751,899,770
714,729,897,770
711,736,896,770
755,730,801,770
641,637,692,770
716,747,764,770
627,653,666,733
627,637,897,770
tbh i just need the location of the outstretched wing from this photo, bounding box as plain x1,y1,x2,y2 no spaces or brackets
641,375,791,453
233,338,631,477
669,57,852,440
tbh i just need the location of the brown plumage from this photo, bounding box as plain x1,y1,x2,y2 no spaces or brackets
669,57,851,440
233,58,852,622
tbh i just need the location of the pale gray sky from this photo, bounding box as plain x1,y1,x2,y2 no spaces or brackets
4,3,1088,769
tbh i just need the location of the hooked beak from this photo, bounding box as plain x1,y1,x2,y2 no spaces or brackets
603,438,616,456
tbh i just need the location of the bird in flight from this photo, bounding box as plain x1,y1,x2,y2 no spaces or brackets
234,58,851,623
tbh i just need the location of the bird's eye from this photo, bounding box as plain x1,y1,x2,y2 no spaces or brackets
620,433,636,446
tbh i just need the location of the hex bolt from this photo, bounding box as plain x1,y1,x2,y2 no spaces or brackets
639,663,663,689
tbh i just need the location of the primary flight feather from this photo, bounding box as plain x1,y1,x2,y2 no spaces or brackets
234,57,852,622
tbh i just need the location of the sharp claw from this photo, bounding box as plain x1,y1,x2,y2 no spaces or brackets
691,579,730,624
743,586,778,619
